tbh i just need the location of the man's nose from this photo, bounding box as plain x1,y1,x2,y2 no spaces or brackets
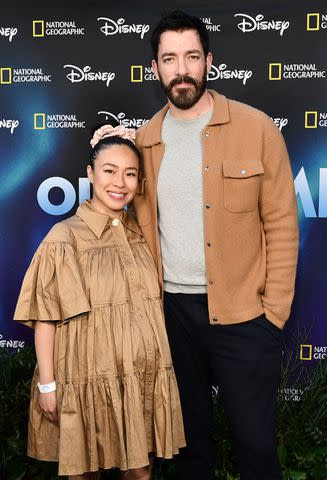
176,57,188,76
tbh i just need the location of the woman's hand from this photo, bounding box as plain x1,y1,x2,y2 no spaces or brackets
38,391,58,424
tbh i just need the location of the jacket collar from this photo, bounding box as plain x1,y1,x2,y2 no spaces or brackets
138,89,230,148
76,200,142,238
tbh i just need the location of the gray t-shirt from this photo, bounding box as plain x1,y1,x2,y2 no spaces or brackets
158,108,212,293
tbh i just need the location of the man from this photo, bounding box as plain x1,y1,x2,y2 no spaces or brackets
133,10,299,480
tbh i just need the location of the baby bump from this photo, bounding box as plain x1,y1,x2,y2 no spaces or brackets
54,303,159,380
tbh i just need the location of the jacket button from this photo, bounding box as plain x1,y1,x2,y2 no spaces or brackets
207,241,212,247
204,165,209,171
212,316,218,322
241,169,247,175
205,131,210,137
112,218,120,227
205,203,211,209
209,280,213,285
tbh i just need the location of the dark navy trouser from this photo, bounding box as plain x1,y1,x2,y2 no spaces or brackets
164,292,283,480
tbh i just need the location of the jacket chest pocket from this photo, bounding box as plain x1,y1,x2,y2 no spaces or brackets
222,161,264,213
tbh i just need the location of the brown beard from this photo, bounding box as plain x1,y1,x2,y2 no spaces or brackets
158,67,207,110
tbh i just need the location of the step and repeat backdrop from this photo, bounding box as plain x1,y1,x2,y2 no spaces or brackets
1,3,326,383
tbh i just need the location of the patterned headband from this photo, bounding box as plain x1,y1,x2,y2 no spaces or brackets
90,124,136,148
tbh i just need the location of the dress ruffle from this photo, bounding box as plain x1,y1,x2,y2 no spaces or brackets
28,366,184,475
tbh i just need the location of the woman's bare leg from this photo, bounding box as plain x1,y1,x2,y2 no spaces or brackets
121,456,154,480
69,472,100,480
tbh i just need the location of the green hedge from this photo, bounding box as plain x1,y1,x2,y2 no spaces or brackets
1,345,326,480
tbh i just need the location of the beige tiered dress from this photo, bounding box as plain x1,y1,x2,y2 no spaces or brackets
14,200,185,476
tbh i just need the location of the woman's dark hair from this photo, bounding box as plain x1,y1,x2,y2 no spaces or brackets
151,10,209,61
89,120,140,169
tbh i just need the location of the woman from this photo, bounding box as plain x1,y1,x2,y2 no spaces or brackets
14,123,185,479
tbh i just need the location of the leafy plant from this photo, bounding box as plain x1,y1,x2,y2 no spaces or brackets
277,347,327,480
0,344,326,480
0,346,58,480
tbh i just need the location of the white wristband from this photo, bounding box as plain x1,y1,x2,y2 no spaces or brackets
37,381,56,393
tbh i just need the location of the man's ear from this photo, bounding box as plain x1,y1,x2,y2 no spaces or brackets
152,59,159,80
206,52,213,75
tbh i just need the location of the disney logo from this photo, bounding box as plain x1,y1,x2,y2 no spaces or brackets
0,118,19,133
98,111,148,128
273,117,288,131
235,13,290,36
0,26,18,42
97,17,150,39
64,65,115,87
0,334,25,349
208,64,253,85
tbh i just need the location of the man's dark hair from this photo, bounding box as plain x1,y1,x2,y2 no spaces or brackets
151,10,209,61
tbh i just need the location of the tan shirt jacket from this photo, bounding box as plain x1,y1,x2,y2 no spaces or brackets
133,90,299,329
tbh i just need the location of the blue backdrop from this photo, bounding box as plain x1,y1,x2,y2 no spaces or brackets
0,2,326,365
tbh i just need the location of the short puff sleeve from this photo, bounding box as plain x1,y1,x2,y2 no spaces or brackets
14,241,91,328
